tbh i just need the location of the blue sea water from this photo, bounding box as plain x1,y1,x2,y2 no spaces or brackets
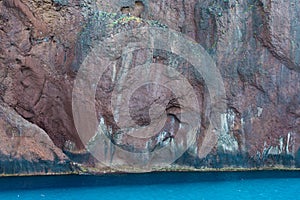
0,171,299,200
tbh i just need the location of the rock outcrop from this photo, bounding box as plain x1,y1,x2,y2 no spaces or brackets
0,102,73,174
0,0,299,174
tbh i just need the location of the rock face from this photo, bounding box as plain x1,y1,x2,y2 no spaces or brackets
0,102,72,174
0,0,299,174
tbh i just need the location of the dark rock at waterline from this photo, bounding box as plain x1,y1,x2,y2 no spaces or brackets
296,149,300,168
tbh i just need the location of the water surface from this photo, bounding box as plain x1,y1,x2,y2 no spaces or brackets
0,171,299,200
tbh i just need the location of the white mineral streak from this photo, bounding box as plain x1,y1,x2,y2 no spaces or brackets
240,117,246,152
286,132,296,155
257,107,263,117
263,132,296,156
218,110,238,153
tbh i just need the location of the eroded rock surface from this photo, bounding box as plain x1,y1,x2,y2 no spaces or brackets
0,0,299,174
0,102,72,174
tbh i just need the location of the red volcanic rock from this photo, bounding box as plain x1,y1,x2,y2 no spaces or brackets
0,0,299,174
0,102,73,174
0,0,87,152
255,0,300,72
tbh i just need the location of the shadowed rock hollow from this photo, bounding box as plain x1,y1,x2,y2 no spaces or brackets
0,0,299,174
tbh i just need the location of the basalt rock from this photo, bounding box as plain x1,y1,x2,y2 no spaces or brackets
0,0,299,174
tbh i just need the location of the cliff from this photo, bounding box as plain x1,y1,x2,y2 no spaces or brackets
0,0,299,174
